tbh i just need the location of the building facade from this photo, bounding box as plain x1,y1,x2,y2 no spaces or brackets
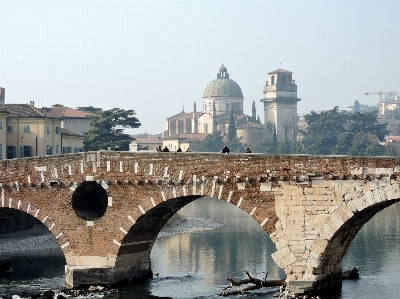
0,89,84,159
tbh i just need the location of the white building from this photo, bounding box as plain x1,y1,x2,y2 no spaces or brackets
261,69,300,144
165,65,263,149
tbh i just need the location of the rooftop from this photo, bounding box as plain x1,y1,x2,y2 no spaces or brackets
42,105,98,118
3,104,58,118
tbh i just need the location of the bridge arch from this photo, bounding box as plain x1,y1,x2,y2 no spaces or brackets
114,192,281,284
304,183,400,292
0,200,72,258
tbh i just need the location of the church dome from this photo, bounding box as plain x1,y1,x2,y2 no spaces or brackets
203,65,243,98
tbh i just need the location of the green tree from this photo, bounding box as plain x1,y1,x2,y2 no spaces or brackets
331,132,355,155
302,107,347,155
226,137,245,153
227,108,237,140
83,107,141,151
302,107,392,156
194,131,224,152
347,112,388,141
77,106,103,115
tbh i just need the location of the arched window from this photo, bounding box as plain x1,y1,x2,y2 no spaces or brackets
271,75,275,85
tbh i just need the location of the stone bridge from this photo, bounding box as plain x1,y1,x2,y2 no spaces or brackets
1,151,400,294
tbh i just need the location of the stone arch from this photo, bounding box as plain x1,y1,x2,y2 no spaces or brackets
306,184,400,290
0,204,71,258
110,174,276,283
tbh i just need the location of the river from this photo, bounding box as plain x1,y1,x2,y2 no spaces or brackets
0,197,399,298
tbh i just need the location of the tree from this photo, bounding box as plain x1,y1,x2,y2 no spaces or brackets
227,108,237,140
302,107,347,155
226,137,245,153
194,131,224,152
82,107,141,151
77,106,103,115
347,112,388,141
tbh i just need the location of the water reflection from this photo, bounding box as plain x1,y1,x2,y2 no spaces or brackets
0,248,65,297
148,197,284,298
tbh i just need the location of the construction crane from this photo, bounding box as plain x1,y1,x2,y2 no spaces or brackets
365,90,397,102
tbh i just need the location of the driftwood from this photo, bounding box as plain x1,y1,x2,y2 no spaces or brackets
221,267,360,296
220,271,285,296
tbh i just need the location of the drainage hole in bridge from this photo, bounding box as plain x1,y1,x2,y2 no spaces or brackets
72,181,108,220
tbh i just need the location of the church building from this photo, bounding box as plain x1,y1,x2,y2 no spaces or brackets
164,65,300,151
164,65,263,150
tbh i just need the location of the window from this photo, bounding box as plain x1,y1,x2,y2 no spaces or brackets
55,127,61,134
20,146,33,158
0,122,2,129
63,146,72,154
271,75,275,85
7,126,13,133
282,74,287,84
7,146,16,159
46,146,53,155
56,145,59,155
47,126,50,133
74,147,78,153
23,125,31,133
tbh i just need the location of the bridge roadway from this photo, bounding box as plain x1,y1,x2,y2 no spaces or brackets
0,151,399,294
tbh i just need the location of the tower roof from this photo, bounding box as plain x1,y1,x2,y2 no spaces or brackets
203,65,243,98
268,68,293,74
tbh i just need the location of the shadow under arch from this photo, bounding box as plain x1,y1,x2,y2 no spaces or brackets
116,195,285,286
117,195,203,257
314,197,400,290
0,207,66,288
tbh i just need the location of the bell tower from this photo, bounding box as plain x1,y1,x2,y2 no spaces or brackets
260,69,300,144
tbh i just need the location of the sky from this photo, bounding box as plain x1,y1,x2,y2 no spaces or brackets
1,0,399,135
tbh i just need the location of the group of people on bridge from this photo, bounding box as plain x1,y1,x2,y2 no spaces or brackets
156,145,252,153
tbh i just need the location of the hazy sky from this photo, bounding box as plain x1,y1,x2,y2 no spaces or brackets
1,0,399,134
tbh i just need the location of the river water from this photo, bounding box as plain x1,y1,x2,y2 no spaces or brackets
0,198,399,298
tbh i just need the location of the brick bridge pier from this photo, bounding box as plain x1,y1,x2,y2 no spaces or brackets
0,151,399,294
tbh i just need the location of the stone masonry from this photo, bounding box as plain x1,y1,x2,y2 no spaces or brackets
0,151,399,293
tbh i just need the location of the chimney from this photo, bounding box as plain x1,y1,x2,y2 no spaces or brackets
29,101,35,107
0,87,5,105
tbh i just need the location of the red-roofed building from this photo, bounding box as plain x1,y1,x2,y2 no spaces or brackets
0,89,85,159
42,104,97,135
